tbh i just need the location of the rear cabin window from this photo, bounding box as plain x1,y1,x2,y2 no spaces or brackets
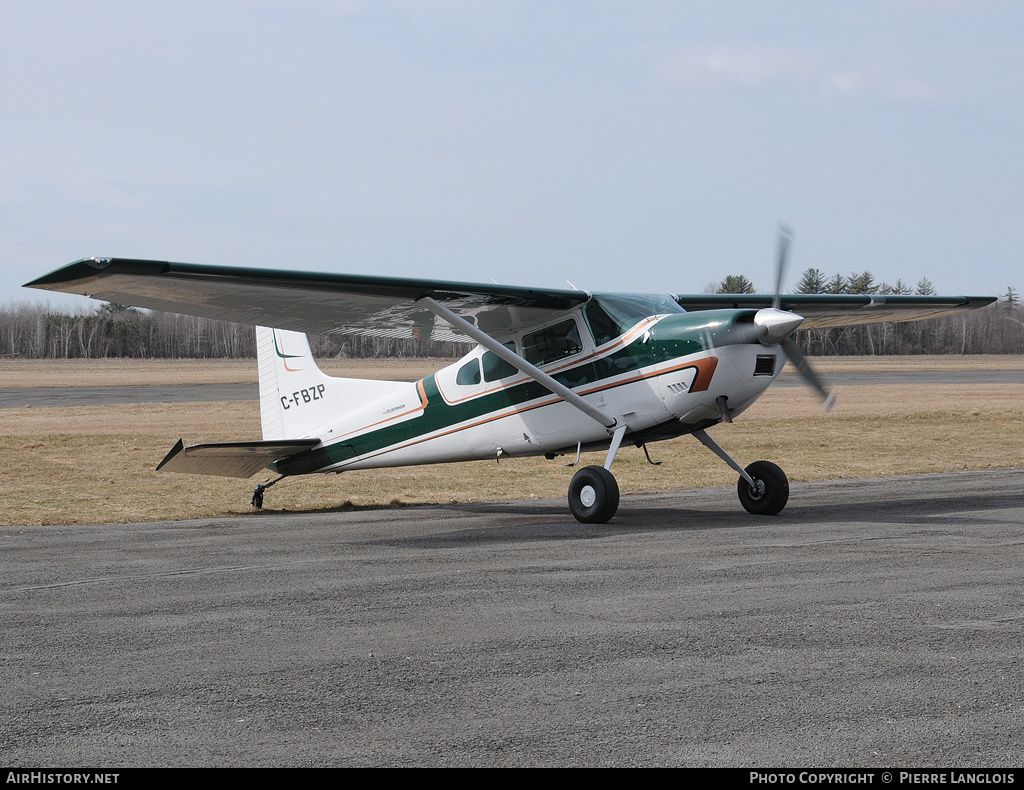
456,359,481,385
522,319,583,366
482,342,517,382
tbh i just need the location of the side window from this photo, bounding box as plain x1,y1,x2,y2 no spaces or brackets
522,318,583,366
482,342,518,382
584,301,619,346
456,359,481,386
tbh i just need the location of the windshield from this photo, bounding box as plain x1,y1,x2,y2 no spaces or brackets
585,293,683,345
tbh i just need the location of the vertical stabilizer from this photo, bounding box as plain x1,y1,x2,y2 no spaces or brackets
256,327,410,440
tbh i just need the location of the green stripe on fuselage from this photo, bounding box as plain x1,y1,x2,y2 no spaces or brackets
275,310,751,475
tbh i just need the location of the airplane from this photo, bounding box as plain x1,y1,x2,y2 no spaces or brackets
25,238,995,523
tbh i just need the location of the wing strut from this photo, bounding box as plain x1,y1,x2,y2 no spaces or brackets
418,296,617,430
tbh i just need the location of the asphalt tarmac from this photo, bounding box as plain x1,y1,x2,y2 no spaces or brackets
3,369,1023,408
3,468,1022,767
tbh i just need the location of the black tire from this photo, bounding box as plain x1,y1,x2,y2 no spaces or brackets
737,460,789,515
568,465,620,523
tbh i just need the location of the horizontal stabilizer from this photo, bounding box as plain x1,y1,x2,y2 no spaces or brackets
156,438,320,478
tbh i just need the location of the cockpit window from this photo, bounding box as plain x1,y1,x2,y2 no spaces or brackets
585,293,684,345
522,318,583,366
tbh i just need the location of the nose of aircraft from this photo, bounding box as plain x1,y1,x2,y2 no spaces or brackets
753,308,804,345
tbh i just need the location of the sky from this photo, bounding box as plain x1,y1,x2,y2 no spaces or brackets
3,0,1022,311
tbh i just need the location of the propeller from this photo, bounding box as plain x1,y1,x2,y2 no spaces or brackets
773,223,794,311
781,336,837,411
761,224,837,413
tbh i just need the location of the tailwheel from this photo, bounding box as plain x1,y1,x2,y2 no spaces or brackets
251,474,286,510
737,460,789,516
568,465,620,524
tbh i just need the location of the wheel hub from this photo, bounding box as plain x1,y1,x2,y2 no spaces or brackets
580,485,597,508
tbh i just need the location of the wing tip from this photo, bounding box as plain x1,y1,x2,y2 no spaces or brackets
23,257,170,291
155,438,186,472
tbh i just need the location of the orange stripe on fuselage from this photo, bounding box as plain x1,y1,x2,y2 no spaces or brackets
326,352,719,468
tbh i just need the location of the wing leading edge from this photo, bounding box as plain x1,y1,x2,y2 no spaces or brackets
25,257,996,337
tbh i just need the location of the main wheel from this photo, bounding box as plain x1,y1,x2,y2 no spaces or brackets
737,460,789,515
568,465,620,523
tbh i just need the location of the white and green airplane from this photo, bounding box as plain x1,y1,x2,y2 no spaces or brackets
26,248,994,523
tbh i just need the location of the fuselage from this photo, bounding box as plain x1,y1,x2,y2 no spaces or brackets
273,297,787,477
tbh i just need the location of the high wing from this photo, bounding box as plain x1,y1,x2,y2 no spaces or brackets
25,257,995,335
675,293,996,328
25,258,587,341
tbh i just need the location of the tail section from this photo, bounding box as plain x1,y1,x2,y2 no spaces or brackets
256,327,408,440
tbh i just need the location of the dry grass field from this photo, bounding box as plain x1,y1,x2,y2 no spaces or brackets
0,356,446,387
3,353,1022,388
2,356,1022,526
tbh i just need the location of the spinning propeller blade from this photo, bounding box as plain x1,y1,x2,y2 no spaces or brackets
773,223,794,311
771,224,836,412
782,337,837,412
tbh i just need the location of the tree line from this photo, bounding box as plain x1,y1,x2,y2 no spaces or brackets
0,302,470,360
2,277,1021,359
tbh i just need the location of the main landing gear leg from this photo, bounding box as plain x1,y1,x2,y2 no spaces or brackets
692,429,790,516
568,425,627,524
252,474,286,509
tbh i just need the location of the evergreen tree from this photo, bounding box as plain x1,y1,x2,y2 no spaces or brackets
794,268,827,294
916,278,935,296
825,274,849,294
880,279,912,295
848,271,878,294
716,275,756,294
